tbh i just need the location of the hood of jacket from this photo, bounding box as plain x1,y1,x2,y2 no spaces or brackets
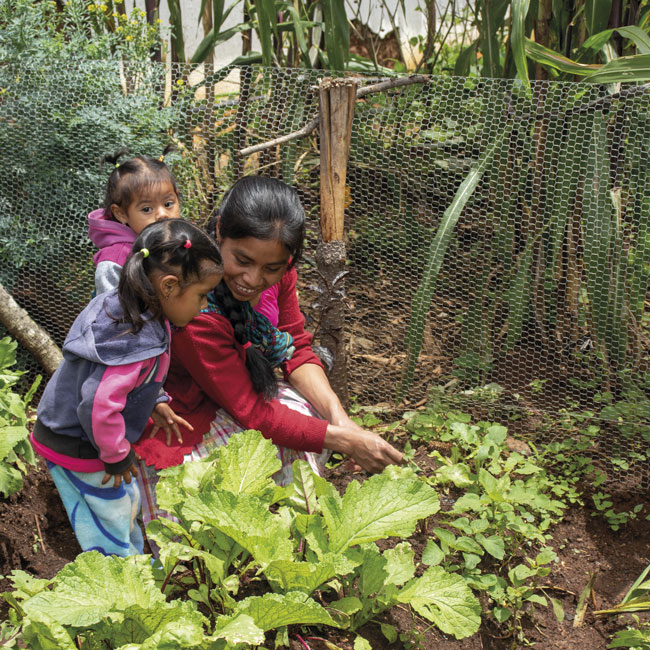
63,289,168,366
88,208,137,265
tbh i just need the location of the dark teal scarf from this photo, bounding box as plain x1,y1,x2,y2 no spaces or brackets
204,292,295,367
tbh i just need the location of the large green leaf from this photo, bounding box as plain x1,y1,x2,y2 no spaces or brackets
157,539,228,584
0,463,23,498
0,336,18,375
320,0,349,71
156,451,220,514
93,602,206,646
321,466,440,553
190,21,250,66
134,619,205,649
214,429,281,496
21,613,77,650
585,0,612,36
166,0,186,62
265,559,337,595
0,425,29,461
252,0,277,67
400,125,511,399
397,566,481,640
182,490,293,566
22,553,164,627
285,459,319,514
586,53,650,83
525,39,600,75
234,591,337,631
209,614,265,646
382,542,416,587
528,39,650,82
576,26,650,64
511,0,531,86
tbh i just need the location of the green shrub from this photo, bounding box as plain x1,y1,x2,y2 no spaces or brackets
0,336,40,498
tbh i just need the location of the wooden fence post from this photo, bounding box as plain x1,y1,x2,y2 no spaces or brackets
316,77,357,407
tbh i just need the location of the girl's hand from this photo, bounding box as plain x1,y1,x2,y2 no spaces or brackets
150,403,193,446
101,463,139,489
324,425,403,474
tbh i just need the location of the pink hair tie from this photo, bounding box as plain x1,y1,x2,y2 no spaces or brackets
183,239,192,248
243,342,252,350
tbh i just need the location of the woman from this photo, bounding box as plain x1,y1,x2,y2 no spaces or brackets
134,176,402,525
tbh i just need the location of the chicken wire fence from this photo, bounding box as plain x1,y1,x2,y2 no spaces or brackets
1,61,649,485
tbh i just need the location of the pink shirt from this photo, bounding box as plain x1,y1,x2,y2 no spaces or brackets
254,285,280,326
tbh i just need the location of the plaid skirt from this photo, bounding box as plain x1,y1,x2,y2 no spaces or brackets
137,383,330,529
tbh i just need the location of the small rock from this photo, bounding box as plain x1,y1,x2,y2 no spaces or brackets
506,436,532,455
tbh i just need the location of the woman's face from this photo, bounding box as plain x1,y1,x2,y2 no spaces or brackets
218,236,290,303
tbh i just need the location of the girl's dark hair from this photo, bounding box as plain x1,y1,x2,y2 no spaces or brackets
118,219,222,333
101,146,179,212
208,175,305,267
211,280,278,400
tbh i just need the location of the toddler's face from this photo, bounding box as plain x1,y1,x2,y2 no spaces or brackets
113,181,180,234
161,266,223,328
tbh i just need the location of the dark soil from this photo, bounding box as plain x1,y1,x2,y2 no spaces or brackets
2,454,649,649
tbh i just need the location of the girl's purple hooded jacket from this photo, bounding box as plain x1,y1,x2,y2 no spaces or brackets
87,208,136,294
32,289,170,474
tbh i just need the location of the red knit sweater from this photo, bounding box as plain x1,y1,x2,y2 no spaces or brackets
133,267,328,468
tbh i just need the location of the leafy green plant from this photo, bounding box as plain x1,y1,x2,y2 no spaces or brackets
4,430,482,647
152,430,481,640
400,405,588,642
596,564,650,617
592,491,645,531
0,336,40,498
608,617,650,649
0,0,185,329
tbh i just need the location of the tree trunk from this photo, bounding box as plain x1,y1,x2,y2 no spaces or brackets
0,283,62,376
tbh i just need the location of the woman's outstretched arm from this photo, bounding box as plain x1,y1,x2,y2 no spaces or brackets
289,363,403,472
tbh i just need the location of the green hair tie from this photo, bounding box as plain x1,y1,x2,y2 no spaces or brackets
140,248,149,258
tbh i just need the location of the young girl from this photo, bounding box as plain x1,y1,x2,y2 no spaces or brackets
88,148,181,295
134,176,402,528
31,219,222,557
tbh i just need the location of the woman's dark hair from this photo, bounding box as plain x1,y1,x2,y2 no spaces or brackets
208,175,305,267
101,146,179,212
118,219,222,333
211,280,278,400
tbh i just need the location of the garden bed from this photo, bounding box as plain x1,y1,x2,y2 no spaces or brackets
2,450,648,649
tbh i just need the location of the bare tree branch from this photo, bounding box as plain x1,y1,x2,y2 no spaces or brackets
238,74,430,156
0,282,62,375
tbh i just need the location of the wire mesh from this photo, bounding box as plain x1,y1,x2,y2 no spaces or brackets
1,62,649,487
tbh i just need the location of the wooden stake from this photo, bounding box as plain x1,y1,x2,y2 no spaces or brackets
315,78,357,406
319,78,356,242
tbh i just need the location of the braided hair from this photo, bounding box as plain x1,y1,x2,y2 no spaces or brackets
101,145,179,215
118,219,222,334
210,280,279,400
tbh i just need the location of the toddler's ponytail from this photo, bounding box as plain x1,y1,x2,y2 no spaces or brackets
212,282,278,400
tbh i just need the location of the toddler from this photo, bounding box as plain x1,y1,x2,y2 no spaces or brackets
88,148,181,294
31,219,222,556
